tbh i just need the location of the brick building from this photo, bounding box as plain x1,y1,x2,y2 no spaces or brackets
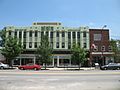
89,29,114,66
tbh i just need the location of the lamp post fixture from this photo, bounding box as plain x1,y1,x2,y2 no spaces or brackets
101,25,107,66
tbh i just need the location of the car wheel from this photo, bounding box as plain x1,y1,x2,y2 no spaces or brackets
104,68,107,70
0,66,4,70
34,68,38,70
117,67,120,70
20,67,24,70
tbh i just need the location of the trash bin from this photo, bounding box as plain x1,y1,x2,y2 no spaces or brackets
95,63,99,69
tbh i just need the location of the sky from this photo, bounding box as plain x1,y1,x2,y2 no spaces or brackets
0,0,120,39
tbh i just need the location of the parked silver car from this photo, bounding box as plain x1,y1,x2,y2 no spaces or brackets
100,63,120,70
0,62,9,69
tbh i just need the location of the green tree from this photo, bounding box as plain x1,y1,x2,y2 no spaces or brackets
1,36,23,66
36,35,53,70
110,39,120,63
71,43,87,70
0,29,6,46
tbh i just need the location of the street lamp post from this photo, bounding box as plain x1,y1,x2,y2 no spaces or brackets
101,25,107,66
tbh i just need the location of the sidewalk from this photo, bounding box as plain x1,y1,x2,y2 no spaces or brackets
47,67,95,71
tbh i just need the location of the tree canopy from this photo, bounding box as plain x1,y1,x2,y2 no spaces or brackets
1,35,23,66
36,35,53,69
110,39,120,63
71,43,87,69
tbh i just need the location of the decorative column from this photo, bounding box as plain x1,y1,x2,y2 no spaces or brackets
26,31,29,49
52,58,54,67
21,31,24,46
65,31,68,49
53,32,56,49
57,56,59,67
71,31,73,48
32,31,35,48
75,31,77,45
59,32,62,49
80,31,83,48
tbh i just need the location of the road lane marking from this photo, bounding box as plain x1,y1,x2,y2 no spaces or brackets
0,71,120,75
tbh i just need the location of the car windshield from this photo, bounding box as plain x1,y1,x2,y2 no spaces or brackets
108,63,116,65
26,63,34,66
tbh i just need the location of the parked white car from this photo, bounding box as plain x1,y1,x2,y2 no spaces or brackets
0,62,9,69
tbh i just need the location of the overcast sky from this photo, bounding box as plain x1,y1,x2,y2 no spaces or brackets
0,0,120,39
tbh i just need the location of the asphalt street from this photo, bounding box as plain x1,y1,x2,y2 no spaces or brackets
0,69,120,90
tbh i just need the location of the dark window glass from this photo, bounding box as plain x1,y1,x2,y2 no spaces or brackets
34,42,37,48
50,31,53,38
83,43,87,48
72,32,75,39
77,32,80,38
46,31,48,36
23,42,26,49
41,31,44,37
62,42,65,48
56,42,59,48
68,32,71,39
35,31,37,37
68,42,71,49
14,31,17,37
83,32,86,37
29,42,32,48
56,32,59,37
19,31,22,38
9,31,11,36
24,31,26,38
62,32,65,37
29,31,32,37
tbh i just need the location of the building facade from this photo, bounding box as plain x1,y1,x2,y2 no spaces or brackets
4,22,90,67
89,29,114,66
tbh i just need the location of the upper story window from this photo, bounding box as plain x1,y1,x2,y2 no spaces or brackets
83,31,86,37
46,31,48,36
83,43,87,48
101,46,105,51
29,42,32,48
56,31,59,37
77,32,80,39
14,31,17,37
108,46,112,51
72,32,75,39
19,31,22,38
35,31,37,37
68,32,71,39
56,42,59,48
62,32,65,37
29,31,32,37
94,34,101,41
24,31,26,38
34,42,37,48
50,31,53,38
62,42,65,48
8,31,11,36
93,46,98,51
68,42,71,49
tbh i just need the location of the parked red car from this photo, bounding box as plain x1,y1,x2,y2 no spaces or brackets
18,63,42,70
